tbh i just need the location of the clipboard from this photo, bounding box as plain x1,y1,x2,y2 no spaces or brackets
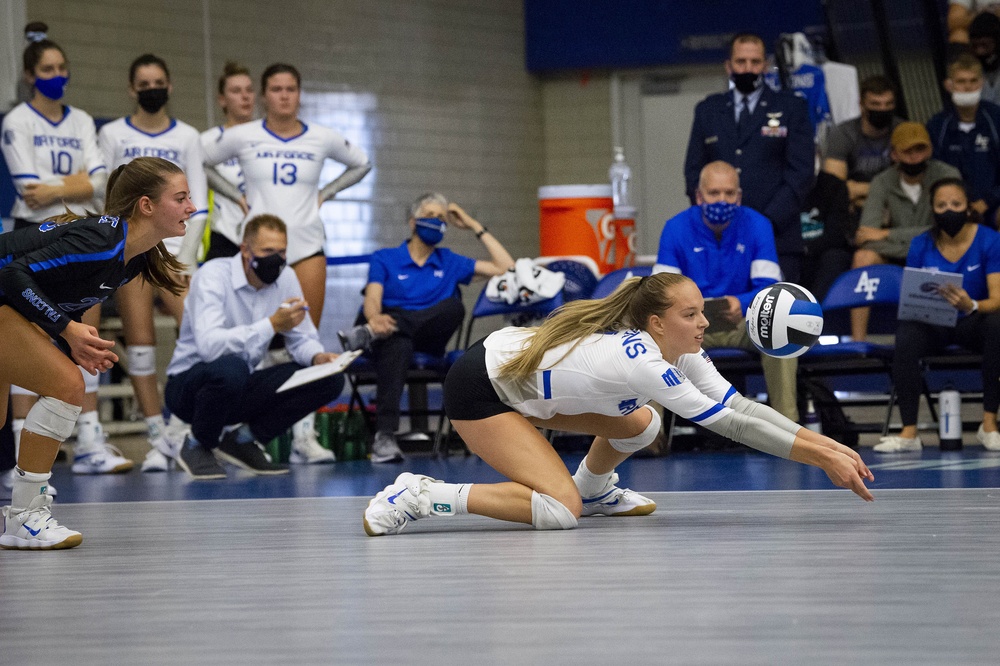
276,350,363,393
703,297,739,331
897,266,964,328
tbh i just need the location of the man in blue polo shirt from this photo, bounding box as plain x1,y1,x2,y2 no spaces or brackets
339,193,515,462
654,161,798,421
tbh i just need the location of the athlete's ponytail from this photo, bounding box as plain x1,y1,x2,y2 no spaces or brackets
498,272,692,380
105,157,187,296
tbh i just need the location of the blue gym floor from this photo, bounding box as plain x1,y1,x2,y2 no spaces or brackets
31,446,1000,505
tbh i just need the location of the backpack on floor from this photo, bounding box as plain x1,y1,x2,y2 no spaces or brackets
798,377,859,448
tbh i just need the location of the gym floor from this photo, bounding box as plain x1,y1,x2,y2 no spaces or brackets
2,426,999,665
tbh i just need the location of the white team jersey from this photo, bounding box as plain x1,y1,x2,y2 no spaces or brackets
98,117,208,261
1,103,106,221
201,126,245,247
201,119,370,264
484,327,738,425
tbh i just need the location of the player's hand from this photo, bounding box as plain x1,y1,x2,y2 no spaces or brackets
368,313,397,337
22,183,60,209
312,352,340,365
270,298,309,332
820,449,874,502
60,321,118,375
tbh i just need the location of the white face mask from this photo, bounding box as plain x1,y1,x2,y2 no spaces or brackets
952,89,982,108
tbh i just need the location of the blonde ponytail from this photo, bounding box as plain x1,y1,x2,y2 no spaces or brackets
499,272,692,380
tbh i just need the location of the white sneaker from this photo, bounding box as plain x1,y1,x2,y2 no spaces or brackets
2,469,56,498
1,494,82,550
140,447,171,472
977,425,1000,451
289,429,335,464
873,435,923,453
580,472,657,517
72,439,134,474
363,472,434,536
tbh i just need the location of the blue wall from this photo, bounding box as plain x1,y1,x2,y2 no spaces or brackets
525,0,826,72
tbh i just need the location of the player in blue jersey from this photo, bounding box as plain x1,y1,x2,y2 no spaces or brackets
0,157,193,549
363,273,874,536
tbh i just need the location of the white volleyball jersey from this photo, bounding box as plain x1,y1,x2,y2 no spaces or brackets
201,126,245,247
98,117,208,260
1,103,106,221
484,327,738,424
201,119,370,264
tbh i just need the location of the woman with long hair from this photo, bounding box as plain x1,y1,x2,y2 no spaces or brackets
98,53,209,472
0,156,193,549
202,62,371,462
364,273,875,536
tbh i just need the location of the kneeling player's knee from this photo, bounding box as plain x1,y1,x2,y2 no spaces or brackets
531,491,580,530
609,405,661,454
24,396,82,442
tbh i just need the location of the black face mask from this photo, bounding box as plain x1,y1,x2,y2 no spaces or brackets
249,252,286,285
898,160,928,177
935,209,969,237
137,87,169,114
866,109,894,130
731,72,762,95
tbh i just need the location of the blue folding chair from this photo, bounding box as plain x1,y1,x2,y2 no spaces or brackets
590,265,651,299
461,286,566,349
539,258,599,302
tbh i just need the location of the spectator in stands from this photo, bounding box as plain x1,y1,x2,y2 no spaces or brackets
654,161,798,421
851,123,961,340
337,194,514,463
684,32,815,283
968,12,1000,105
949,1,1000,44
876,177,1000,453
164,215,346,480
927,53,1000,227
822,75,902,218
800,170,854,304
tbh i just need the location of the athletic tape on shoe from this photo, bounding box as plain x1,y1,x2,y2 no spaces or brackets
10,385,37,397
127,345,157,377
81,366,100,393
23,396,83,442
608,405,661,453
530,491,578,530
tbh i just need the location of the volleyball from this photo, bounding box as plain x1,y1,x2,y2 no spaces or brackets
746,282,824,358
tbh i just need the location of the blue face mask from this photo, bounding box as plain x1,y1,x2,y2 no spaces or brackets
35,75,68,101
415,217,446,245
701,201,739,226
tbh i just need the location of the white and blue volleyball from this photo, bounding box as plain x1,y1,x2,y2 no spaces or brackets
746,282,823,358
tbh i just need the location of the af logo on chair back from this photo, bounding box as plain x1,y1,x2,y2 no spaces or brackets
853,270,881,302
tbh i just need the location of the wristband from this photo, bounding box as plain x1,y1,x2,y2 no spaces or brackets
968,299,979,314
476,227,488,239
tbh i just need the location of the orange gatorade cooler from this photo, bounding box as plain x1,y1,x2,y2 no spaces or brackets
538,185,635,274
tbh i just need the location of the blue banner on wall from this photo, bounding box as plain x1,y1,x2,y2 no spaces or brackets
525,0,826,72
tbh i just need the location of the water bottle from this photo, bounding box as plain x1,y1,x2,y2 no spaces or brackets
804,398,822,434
939,385,962,451
609,146,634,220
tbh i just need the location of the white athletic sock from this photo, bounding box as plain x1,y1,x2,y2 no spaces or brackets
11,467,51,511
292,413,316,442
75,411,101,450
12,419,25,459
427,482,470,516
573,457,614,498
145,414,166,439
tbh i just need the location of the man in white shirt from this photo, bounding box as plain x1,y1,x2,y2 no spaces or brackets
164,214,345,479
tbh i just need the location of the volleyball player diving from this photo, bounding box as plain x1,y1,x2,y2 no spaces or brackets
364,273,875,536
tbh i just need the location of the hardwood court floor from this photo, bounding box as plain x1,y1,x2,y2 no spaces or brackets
3,488,999,665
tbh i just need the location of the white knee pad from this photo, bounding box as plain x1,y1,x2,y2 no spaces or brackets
81,366,100,393
23,396,83,442
609,405,661,454
128,345,157,377
530,491,578,530
10,385,37,397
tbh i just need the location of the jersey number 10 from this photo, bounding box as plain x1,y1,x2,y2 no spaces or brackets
51,151,73,176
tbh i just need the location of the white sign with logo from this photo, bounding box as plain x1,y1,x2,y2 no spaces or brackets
897,267,964,327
